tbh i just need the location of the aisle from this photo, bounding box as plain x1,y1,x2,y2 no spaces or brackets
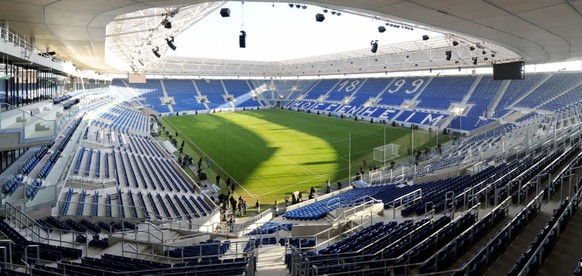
255,245,290,276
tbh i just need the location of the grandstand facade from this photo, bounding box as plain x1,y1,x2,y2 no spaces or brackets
0,1,582,276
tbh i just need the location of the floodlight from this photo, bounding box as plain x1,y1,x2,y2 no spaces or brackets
452,40,459,46
370,40,378,53
422,35,429,41
378,26,386,33
220,8,230,17
152,47,161,58
315,13,325,22
166,37,176,50
161,18,172,29
239,30,246,48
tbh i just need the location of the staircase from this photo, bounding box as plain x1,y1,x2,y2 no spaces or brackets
160,80,174,113
460,75,483,105
191,80,210,111
485,211,552,275
509,74,553,108
535,80,582,109
487,80,510,117
537,199,582,275
0,102,60,149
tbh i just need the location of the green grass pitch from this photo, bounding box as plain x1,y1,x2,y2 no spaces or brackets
162,109,447,204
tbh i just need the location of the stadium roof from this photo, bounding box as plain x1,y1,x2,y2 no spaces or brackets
2,0,581,76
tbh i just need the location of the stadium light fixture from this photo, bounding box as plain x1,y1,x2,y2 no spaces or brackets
323,9,328,13
239,30,246,48
152,47,161,58
302,5,307,9
161,18,172,29
288,3,294,7
452,40,459,46
315,13,325,22
370,40,378,53
336,12,341,16
166,37,176,51
295,4,301,8
422,35,429,41
469,46,475,51
220,8,230,17
378,26,386,33
445,50,452,61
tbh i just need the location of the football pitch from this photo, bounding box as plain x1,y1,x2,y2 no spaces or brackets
162,109,447,204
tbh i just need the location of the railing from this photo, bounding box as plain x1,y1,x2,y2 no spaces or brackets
312,214,375,251
332,195,382,222
0,103,57,143
516,183,581,276
388,188,422,219
0,25,63,63
307,215,439,276
3,202,88,256
455,192,542,275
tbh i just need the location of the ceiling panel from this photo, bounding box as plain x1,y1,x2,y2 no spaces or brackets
518,3,582,28
484,0,562,14
0,3,44,23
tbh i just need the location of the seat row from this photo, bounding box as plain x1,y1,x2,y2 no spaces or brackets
508,199,575,276
166,239,231,258
20,146,49,175
453,199,537,275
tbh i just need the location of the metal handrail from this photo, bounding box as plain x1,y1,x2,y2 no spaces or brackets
516,186,582,275
457,192,542,273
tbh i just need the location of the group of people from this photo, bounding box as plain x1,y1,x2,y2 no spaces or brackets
325,179,343,193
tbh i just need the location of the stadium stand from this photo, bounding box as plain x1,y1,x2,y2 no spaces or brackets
3,4,582,276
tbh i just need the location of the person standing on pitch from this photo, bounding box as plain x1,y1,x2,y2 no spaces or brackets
326,179,331,193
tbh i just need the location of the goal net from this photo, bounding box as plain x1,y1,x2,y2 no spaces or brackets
373,144,400,162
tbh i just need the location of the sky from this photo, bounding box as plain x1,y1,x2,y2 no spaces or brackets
168,1,441,62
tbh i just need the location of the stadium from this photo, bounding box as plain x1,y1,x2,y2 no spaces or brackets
0,0,581,275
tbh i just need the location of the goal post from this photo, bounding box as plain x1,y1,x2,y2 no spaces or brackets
373,143,400,162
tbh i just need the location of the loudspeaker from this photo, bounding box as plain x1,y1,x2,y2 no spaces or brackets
220,8,230,17
371,42,378,53
315,13,325,22
239,31,246,48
